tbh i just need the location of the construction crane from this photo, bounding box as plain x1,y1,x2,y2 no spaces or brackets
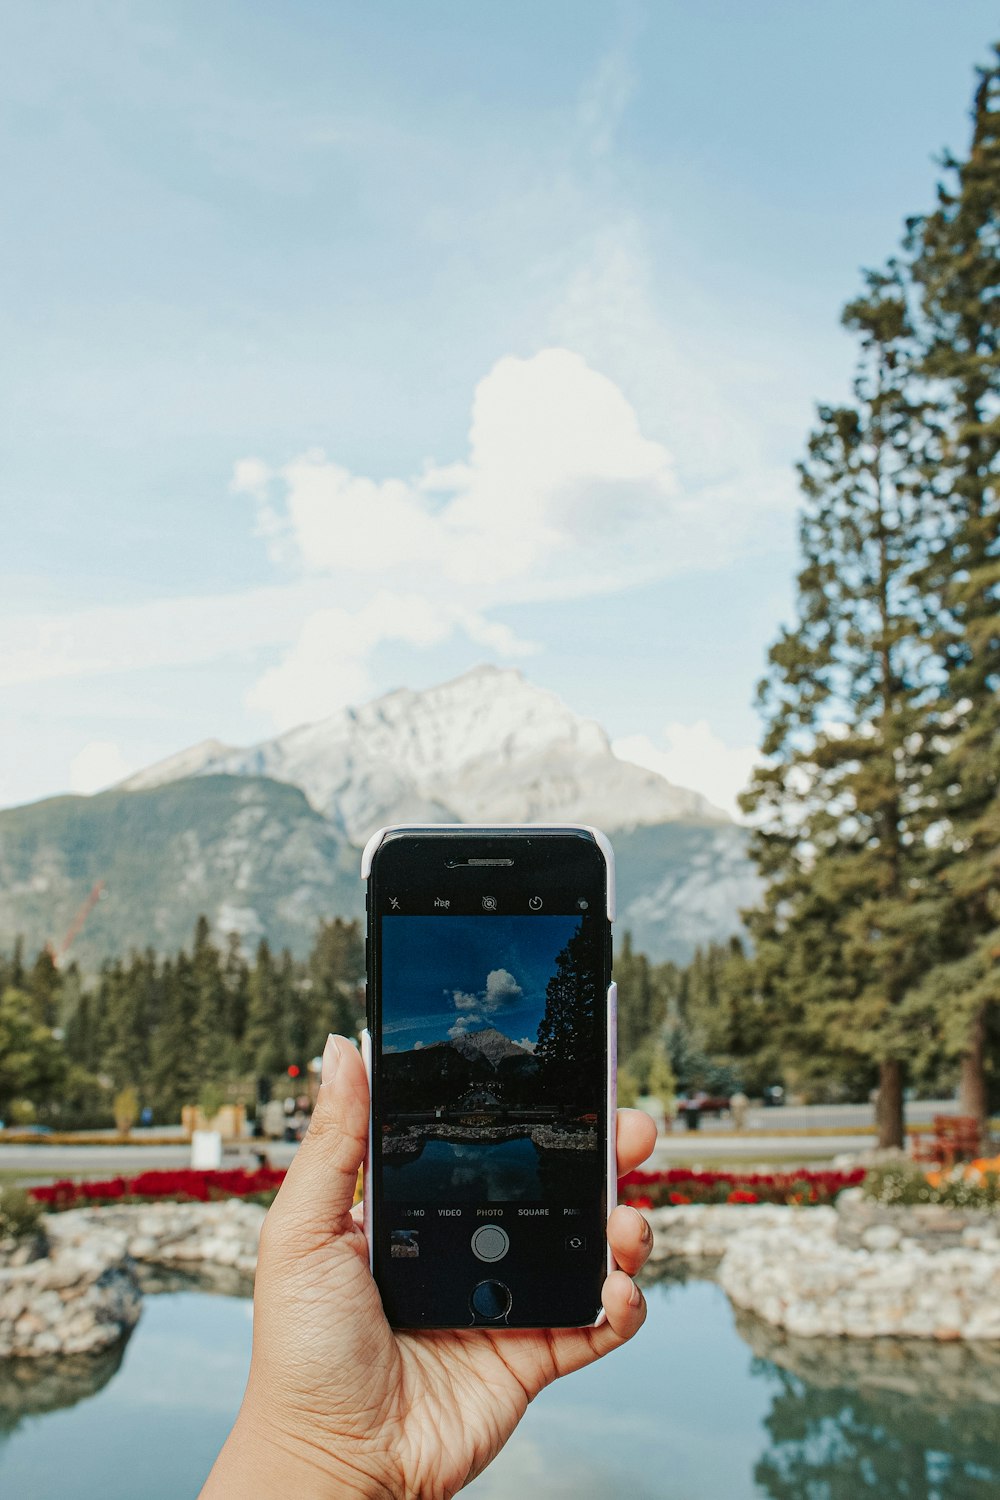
50,880,106,965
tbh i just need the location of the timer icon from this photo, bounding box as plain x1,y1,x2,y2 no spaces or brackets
528,896,543,911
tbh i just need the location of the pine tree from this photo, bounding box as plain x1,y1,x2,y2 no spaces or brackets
243,939,288,1078
27,948,60,1027
190,916,229,1081
904,52,1000,1121
220,931,250,1050
306,918,365,1057
742,270,942,1147
148,953,201,1116
615,931,655,1059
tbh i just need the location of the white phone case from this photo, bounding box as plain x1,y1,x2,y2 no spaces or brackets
360,823,617,1329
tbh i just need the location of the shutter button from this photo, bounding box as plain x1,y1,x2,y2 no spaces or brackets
471,1224,509,1262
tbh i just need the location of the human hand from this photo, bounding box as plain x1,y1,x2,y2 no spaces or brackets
201,1035,656,1500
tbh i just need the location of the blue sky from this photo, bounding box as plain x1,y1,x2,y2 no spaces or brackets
2,2,997,814
381,915,580,1052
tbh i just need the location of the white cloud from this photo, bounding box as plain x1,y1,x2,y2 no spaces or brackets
5,343,795,759
448,1012,483,1038
69,740,134,794
452,967,522,1027
230,457,271,499
516,1037,537,1054
484,968,522,1008
0,583,320,689
242,349,681,606
613,721,759,821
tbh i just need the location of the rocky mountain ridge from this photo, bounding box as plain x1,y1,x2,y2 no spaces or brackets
122,666,728,838
0,667,759,967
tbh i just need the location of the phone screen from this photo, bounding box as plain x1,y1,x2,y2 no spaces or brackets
368,829,612,1328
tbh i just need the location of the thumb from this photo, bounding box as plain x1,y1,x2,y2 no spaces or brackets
270,1034,369,1239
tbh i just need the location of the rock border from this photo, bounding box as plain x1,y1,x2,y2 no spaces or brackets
1,1199,265,1358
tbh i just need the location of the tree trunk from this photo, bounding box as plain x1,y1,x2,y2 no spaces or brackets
959,1006,989,1125
876,1058,905,1149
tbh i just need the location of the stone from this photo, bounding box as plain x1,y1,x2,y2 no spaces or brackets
861,1224,901,1251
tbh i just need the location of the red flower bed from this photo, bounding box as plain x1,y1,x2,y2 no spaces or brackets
618,1166,864,1209
30,1166,287,1211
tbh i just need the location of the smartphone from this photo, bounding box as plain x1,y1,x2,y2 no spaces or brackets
361,825,616,1330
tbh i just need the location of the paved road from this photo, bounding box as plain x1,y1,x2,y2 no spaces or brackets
648,1133,873,1163
0,1100,962,1179
0,1141,301,1178
2,1129,875,1179
665,1100,958,1133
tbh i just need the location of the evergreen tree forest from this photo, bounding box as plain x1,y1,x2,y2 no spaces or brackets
0,918,364,1127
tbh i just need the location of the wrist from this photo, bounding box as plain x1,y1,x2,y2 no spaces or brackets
201,1405,394,1500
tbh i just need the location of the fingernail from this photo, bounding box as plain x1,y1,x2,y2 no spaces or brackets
628,1281,642,1308
321,1034,341,1086
634,1207,652,1242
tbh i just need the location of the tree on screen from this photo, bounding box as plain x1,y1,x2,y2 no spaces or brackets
535,924,599,1108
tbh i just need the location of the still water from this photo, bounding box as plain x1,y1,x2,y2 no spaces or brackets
384,1136,591,1202
383,1136,546,1200
1,1275,998,1499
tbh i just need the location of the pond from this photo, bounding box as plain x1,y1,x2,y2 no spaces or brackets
1,1272,998,1498
382,1135,593,1202
383,1135,547,1200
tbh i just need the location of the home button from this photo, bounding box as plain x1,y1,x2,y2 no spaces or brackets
471,1224,509,1262
471,1279,512,1321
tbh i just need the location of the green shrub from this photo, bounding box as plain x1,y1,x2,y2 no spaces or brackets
199,1082,225,1120
0,1184,43,1241
862,1160,1000,1210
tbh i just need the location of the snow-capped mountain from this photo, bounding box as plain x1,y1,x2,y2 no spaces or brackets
0,667,759,968
438,1027,530,1068
122,665,728,841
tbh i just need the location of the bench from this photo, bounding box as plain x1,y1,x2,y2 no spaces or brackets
911,1114,981,1168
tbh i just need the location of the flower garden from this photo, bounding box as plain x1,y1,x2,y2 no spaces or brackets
17,1157,1000,1220
29,1166,287,1211
617,1166,866,1210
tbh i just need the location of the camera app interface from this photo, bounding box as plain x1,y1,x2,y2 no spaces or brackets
377,910,605,1323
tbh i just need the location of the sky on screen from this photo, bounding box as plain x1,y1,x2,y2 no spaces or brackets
2,1,997,816
380,915,579,1052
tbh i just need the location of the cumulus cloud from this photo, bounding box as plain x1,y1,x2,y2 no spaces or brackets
451,966,523,1028
613,721,759,821
483,968,522,1008
228,348,709,725
234,348,680,602
10,347,788,746
448,1013,483,1038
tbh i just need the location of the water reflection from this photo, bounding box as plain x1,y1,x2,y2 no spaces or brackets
739,1310,1000,1498
0,1343,126,1437
753,1369,1000,1498
1,1272,998,1499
